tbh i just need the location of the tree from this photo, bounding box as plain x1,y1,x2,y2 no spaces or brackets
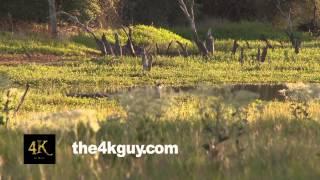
48,0,58,37
177,0,209,56
61,0,102,22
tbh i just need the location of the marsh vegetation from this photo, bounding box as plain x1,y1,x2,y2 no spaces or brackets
1,0,320,178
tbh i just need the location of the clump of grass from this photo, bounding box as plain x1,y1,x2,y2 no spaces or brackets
72,25,193,50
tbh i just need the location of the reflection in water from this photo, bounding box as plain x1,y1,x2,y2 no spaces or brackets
112,84,299,102
118,83,320,101
231,84,288,101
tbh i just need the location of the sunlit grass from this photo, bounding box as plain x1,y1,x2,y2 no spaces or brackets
1,103,320,179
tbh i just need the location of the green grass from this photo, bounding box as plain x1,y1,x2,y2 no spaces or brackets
1,97,320,179
0,25,193,56
0,22,312,56
1,53,320,94
172,21,309,41
72,25,193,51
0,32,98,55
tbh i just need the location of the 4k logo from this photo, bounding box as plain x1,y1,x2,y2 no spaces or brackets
24,134,56,164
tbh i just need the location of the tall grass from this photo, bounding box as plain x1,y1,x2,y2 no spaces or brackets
1,93,320,179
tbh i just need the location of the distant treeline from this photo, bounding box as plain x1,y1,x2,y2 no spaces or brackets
0,0,318,28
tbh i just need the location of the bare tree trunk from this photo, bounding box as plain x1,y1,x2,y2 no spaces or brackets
114,33,122,56
102,33,114,56
48,0,58,38
275,0,301,54
205,29,215,55
245,41,251,49
3,90,11,128
312,0,318,29
239,48,244,65
261,47,268,63
155,43,160,55
166,41,174,55
177,0,208,56
57,11,107,55
7,13,14,34
232,39,239,55
141,48,152,71
176,41,189,57
13,84,30,117
122,26,136,56
256,47,261,62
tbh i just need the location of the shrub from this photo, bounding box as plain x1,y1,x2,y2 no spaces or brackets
0,0,102,23
72,25,193,49
61,0,102,22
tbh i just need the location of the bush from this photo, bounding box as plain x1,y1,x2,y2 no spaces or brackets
72,25,193,49
61,0,102,22
0,0,102,23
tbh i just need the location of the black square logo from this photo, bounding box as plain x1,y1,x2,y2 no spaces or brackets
24,134,56,164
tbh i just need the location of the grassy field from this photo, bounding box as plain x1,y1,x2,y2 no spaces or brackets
1,91,320,179
1,22,320,179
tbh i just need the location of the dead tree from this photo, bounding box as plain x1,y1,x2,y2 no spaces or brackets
13,84,30,117
3,90,11,128
261,47,268,63
275,0,301,54
239,48,244,65
166,41,174,55
155,43,160,55
261,36,273,49
114,33,122,56
7,13,14,34
245,41,251,49
142,48,148,71
293,38,301,54
142,48,152,71
205,29,215,55
101,33,114,56
48,0,58,37
176,41,189,57
58,11,107,55
122,26,136,56
148,55,153,71
256,47,261,62
177,0,209,56
232,39,239,55
311,0,318,32
278,40,285,48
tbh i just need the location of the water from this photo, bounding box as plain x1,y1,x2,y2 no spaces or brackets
66,83,320,102
112,83,315,101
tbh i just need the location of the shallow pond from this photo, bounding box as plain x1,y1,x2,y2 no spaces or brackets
111,83,320,102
